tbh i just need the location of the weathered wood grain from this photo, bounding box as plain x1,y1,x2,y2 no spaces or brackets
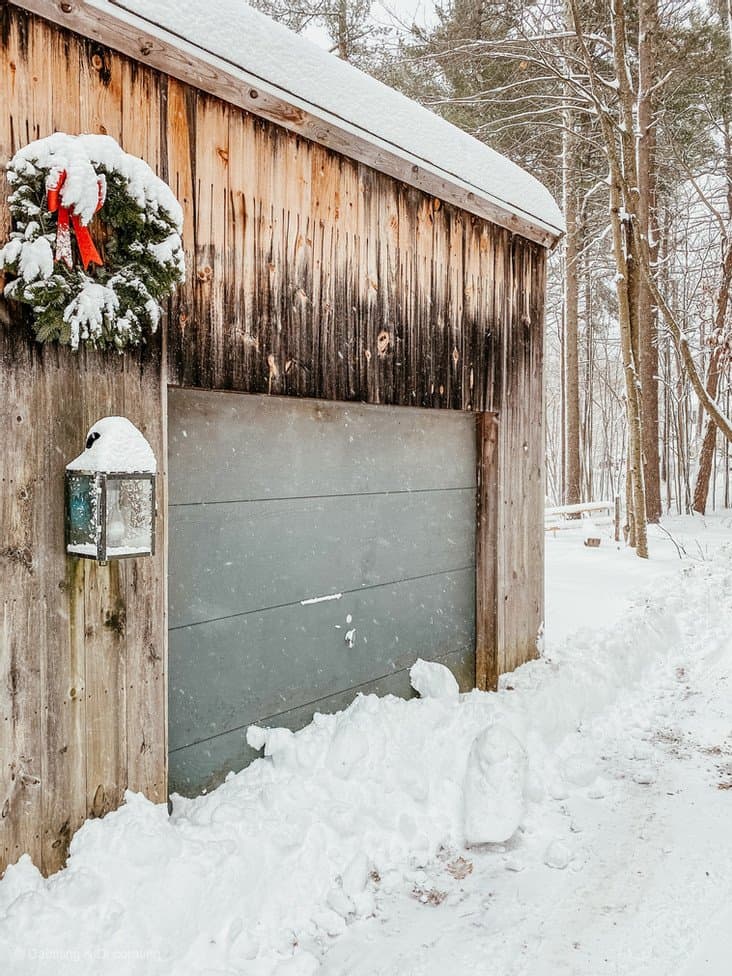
78,32,127,827
39,22,91,877
497,239,546,674
157,80,525,413
164,78,196,387
120,57,167,804
0,2,44,879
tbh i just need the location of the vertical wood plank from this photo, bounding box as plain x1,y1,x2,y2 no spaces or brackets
120,58,167,803
310,144,340,399
78,35,128,824
0,4,45,876
226,111,258,390
338,154,360,402
281,133,312,398
165,78,196,387
39,23,90,877
396,186,417,405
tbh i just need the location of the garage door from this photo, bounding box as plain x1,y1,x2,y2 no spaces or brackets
168,389,477,795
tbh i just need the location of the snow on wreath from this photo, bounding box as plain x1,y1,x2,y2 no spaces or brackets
0,133,185,351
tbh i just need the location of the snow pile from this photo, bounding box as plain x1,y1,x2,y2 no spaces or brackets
463,725,527,845
1,525,714,975
409,657,460,701
67,417,156,473
110,0,562,236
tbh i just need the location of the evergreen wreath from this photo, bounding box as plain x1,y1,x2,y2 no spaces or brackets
0,132,185,351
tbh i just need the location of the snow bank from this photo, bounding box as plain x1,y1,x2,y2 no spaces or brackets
102,0,562,237
1,542,705,974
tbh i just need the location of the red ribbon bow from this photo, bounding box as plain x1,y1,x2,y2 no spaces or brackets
47,171,105,271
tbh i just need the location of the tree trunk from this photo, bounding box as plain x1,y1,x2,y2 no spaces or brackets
637,0,662,520
692,241,732,513
691,2,732,513
567,0,649,556
563,110,582,508
584,273,594,499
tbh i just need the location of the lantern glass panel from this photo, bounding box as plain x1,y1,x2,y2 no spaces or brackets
105,475,154,555
66,473,97,552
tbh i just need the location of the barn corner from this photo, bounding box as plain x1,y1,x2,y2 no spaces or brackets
1,0,559,876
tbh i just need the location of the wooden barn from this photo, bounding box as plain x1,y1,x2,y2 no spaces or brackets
0,0,563,876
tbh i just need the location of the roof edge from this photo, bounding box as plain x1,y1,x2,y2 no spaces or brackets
9,0,564,248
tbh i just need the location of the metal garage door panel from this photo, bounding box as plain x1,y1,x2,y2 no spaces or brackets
168,389,476,795
169,488,475,629
169,566,475,753
169,389,475,503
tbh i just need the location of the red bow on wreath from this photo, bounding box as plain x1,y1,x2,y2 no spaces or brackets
47,171,105,271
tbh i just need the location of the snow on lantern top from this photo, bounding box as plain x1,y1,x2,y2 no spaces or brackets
67,416,156,474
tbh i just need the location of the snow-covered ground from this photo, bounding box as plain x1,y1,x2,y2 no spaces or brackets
2,514,732,974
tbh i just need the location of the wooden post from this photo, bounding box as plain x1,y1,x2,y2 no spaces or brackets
614,493,621,542
475,412,499,691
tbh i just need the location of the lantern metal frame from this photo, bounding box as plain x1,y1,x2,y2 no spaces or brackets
65,469,156,564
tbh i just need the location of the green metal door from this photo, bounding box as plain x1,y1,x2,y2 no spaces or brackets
168,389,476,795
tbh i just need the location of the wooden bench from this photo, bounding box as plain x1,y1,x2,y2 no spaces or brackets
545,498,621,542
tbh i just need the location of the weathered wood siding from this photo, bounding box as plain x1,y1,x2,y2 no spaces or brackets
497,242,545,674
0,4,546,876
1,7,167,877
165,97,542,413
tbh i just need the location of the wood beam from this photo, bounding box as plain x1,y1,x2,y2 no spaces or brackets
475,411,499,691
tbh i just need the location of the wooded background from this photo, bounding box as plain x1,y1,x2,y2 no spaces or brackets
260,0,732,546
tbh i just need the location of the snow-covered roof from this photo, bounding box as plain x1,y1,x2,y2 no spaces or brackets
18,0,564,246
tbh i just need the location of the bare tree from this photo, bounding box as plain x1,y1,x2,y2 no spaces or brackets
563,108,582,507
691,0,732,513
637,0,662,521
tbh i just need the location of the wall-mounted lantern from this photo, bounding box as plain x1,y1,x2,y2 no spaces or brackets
65,417,157,564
